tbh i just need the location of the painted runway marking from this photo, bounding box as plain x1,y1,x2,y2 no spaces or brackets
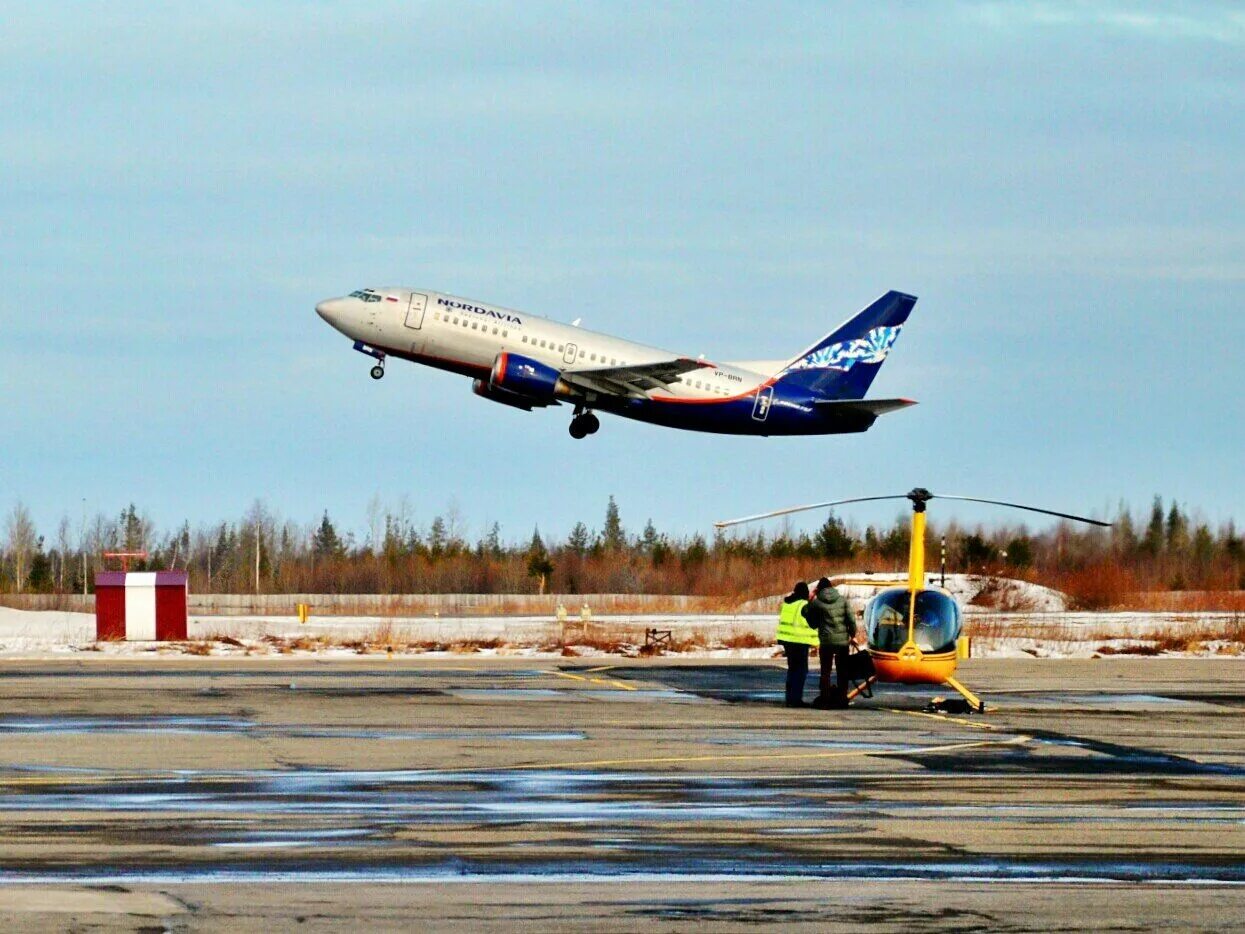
881,708,999,731
548,670,637,691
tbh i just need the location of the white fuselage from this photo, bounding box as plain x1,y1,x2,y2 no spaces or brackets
315,287,774,401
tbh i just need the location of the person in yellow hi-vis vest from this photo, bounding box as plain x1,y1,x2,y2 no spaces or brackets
776,581,817,707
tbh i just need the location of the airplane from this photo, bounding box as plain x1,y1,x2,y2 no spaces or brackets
315,287,918,439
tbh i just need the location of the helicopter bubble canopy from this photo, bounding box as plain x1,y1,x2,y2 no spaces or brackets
866,588,962,654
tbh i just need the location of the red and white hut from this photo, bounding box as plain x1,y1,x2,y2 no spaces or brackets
95,571,188,641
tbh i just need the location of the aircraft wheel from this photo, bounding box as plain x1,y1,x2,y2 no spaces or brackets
569,419,588,440
583,413,600,435
370,365,385,380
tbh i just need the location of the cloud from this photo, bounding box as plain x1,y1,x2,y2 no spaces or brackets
968,2,1245,45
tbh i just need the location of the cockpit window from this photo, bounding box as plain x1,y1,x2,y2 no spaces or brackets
865,588,962,654
348,289,382,303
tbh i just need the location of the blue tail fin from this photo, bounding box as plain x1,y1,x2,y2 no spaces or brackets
775,290,917,400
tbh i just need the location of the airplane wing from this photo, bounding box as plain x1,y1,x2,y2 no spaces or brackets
561,357,715,397
811,398,917,416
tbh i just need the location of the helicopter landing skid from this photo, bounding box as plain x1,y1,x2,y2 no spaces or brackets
926,676,986,714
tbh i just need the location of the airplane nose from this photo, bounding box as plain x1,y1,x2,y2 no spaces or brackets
315,297,348,324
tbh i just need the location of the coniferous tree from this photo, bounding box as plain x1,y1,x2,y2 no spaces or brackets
1224,521,1243,560
1165,503,1189,555
683,534,708,567
1192,525,1214,566
813,512,855,559
28,538,50,591
1141,497,1165,557
879,517,908,561
483,522,503,559
639,520,659,553
1112,505,1138,557
312,512,345,559
962,532,998,568
566,522,591,556
1004,536,1034,568
525,528,553,593
427,516,448,558
602,496,626,552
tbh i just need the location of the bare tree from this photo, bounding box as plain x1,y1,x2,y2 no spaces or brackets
365,494,384,556
5,503,38,593
55,515,72,592
242,500,276,593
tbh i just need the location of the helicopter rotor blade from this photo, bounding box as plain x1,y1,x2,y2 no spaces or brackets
931,495,1111,527
714,495,909,529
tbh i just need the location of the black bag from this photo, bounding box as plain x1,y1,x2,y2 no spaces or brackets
842,647,876,681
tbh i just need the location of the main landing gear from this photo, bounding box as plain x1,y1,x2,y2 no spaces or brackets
353,341,386,380
569,407,600,440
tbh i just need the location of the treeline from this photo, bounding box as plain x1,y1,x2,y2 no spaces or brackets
1,496,1242,606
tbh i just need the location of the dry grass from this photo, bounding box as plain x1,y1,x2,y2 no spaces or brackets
1053,564,1140,610
259,633,333,654
969,612,1245,656
719,632,768,649
1095,643,1161,656
1126,591,1245,613
199,628,245,647
261,594,742,618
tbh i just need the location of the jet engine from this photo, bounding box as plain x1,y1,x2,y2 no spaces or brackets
487,352,570,403
472,379,549,411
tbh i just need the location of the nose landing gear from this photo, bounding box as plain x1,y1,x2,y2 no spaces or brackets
569,408,600,439
353,341,386,380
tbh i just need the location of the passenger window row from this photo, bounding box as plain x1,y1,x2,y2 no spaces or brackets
429,312,641,369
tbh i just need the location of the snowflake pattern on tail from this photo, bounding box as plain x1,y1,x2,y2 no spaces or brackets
787,325,902,373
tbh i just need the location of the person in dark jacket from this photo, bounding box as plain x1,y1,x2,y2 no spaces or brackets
775,581,816,707
802,577,857,707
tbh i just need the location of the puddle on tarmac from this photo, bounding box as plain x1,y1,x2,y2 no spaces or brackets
0,716,253,735
213,828,375,849
2,767,1241,829
1,765,1242,883
1,859,1243,885
1018,693,1216,711
708,736,939,751
0,716,585,742
0,769,796,822
453,688,698,702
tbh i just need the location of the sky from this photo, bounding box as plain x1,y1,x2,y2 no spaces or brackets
2,1,1243,545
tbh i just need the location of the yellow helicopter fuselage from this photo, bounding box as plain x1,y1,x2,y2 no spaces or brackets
859,509,964,685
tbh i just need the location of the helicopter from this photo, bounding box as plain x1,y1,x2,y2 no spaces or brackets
716,488,1110,712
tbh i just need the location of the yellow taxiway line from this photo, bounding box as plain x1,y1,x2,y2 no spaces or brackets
548,670,637,691
880,708,999,731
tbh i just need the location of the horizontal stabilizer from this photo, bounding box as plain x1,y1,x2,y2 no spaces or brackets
812,398,917,417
